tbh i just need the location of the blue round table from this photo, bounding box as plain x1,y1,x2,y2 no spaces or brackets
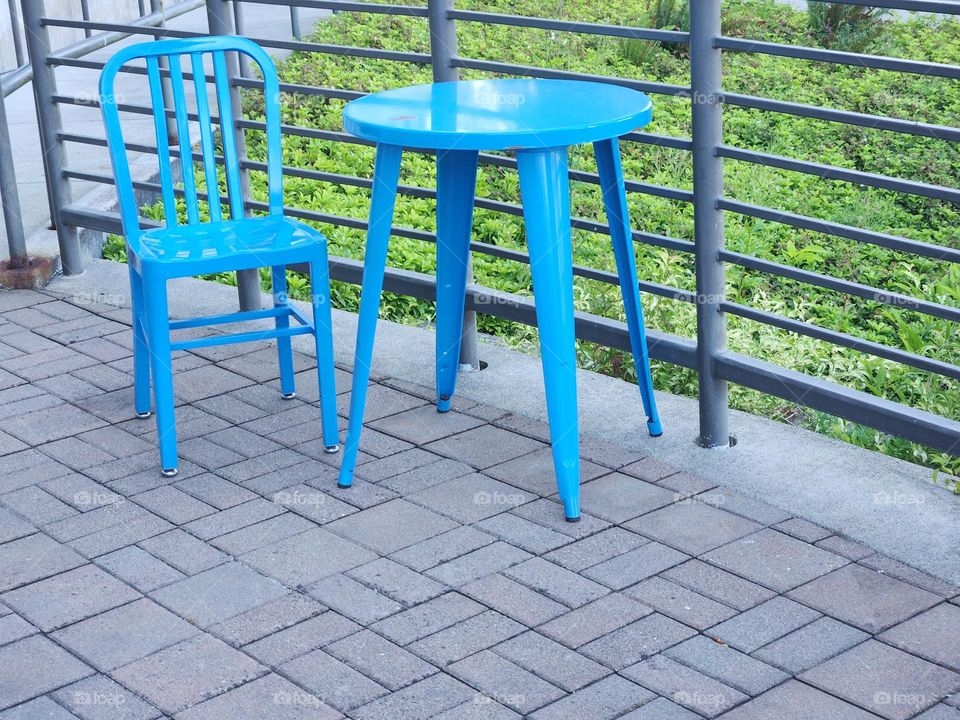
337,79,662,522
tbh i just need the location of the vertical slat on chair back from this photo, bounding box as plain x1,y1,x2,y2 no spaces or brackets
99,36,285,242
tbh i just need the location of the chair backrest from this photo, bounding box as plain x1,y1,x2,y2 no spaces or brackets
99,36,284,241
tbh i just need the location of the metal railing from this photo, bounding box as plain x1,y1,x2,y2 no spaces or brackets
2,0,959,459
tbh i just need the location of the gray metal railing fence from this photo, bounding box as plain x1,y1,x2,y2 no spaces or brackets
2,0,959,457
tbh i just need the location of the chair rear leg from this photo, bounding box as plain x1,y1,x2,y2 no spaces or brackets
129,266,152,418
272,265,297,399
311,245,340,452
143,273,179,476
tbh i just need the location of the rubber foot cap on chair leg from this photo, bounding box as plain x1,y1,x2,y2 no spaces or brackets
136,411,152,419
647,419,663,437
336,482,351,489
565,515,581,523
281,392,296,400
324,444,341,454
161,468,178,478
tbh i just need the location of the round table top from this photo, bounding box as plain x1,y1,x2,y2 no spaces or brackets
342,79,653,151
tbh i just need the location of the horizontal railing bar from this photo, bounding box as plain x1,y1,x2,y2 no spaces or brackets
451,57,690,97
723,301,960,380
53,94,218,125
720,249,960,324
719,199,960,265
716,37,960,80
237,0,429,16
233,76,365,101
448,9,689,44
721,91,960,143
715,352,960,455
717,145,960,204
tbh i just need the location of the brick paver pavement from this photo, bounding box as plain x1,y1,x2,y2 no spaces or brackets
0,288,958,719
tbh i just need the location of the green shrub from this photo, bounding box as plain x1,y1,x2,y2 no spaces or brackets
808,1,888,52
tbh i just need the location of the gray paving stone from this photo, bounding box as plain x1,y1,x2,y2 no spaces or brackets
583,541,689,590
626,501,762,555
327,629,437,691
702,529,848,592
915,706,960,720
131,486,215,525
112,634,265,715
243,611,360,666
0,403,106,446
175,473,257,510
665,635,789,696
208,592,325,647
241,527,377,587
326,499,457,555
390,526,496,573
0,613,36,647
800,640,960,720
484,447,607,497
408,610,526,667
788,564,941,633
214,448,306,484
176,673,340,720
815,535,875,561
575,473,675,523
139,529,228,576
0,532,95,596
538,592,652,648
474,513,571,554
211,512,317,556
312,477,398,511
183,499,284,541
0,697,78,720
859,554,959,597
426,541,532,587
1,485,76,526
351,673,475,720
619,456,682,482
878,603,960,672
716,679,880,720
369,593,486,646
493,630,609,691
346,558,446,607
579,613,697,670
527,674,655,720
281,649,386,713
510,498,611,539
349,446,440,485
206,425,284,459
51,598,198,672
655,471,717,498
433,698,521,720
623,654,748,718
0,449,72,493
662,559,776,611
504,557,609,608
542,527,648,572
423,425,544,470
626,577,738,630
368,404,485,445
270,484,356,524
52,674,161,720
462,573,568,626
150,561,288,628
620,697,700,720
172,365,253,403
0,635,93,711
305,573,403,624
709,596,821,653
68,512,174,559
42,474,120,511
407,473,531,524
447,649,564,715
752,616,869,674
694,489,791,526
377,457,474,494
2,564,140,631
0,506,34,544
40,436,115,472
46,502,144,543
773,517,832,543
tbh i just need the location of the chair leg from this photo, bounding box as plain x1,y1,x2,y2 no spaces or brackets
129,266,151,418
142,272,178,477
516,148,581,522
337,143,403,489
310,243,340,453
594,138,662,436
435,149,479,413
272,265,297,399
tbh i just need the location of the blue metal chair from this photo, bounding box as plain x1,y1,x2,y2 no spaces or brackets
100,36,340,477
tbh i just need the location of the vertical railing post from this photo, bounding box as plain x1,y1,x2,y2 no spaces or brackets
690,0,730,447
0,88,28,266
232,1,252,78
7,0,25,67
206,0,261,311
428,0,480,371
21,0,84,275
150,0,179,142
289,5,302,39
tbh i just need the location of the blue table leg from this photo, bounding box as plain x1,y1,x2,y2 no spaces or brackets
516,148,581,522
129,265,152,418
594,138,663,436
337,143,403,488
272,265,297,399
435,149,479,413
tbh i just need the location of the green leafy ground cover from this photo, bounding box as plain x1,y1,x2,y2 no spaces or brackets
105,0,960,481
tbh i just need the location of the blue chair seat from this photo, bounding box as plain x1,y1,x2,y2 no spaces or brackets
137,217,323,268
